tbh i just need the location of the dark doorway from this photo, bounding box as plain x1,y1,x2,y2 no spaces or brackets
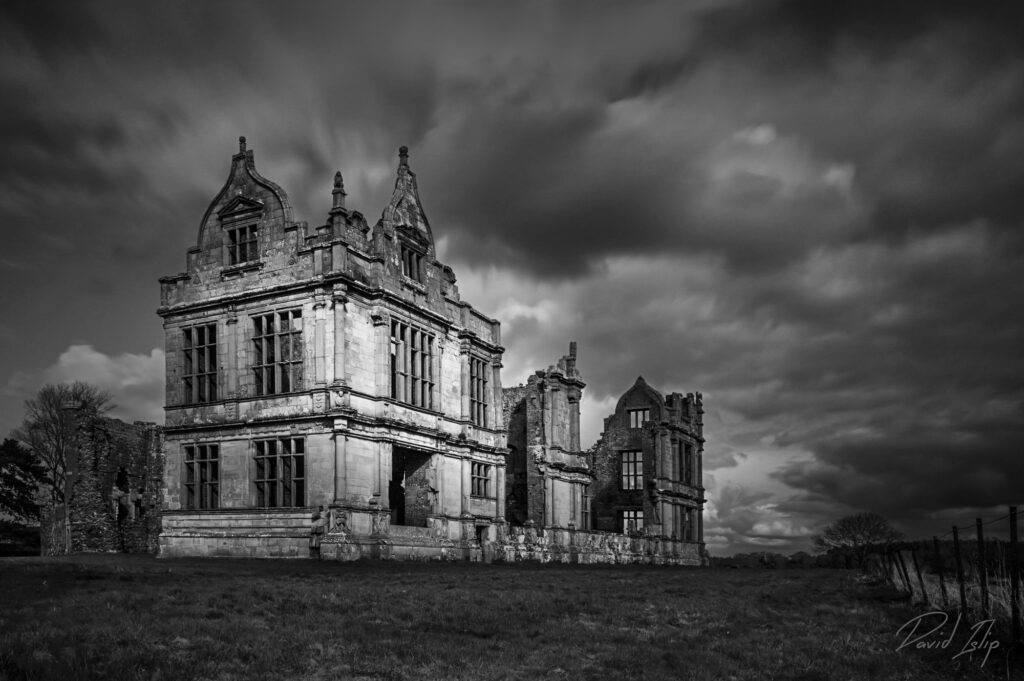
390,448,432,527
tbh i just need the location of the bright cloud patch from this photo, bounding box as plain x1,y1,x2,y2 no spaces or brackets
5,345,165,427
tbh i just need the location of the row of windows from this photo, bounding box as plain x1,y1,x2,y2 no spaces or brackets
183,315,491,423
226,223,427,288
183,440,497,508
185,438,305,510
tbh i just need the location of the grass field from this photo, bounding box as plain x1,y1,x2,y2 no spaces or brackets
1,556,1020,681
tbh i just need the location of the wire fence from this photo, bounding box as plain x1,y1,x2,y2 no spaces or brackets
869,506,1021,643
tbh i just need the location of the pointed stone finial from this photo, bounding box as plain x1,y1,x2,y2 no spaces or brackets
239,136,247,153
399,145,409,167
331,170,347,211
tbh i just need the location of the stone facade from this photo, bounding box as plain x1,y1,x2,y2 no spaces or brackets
158,139,505,559
589,377,705,548
502,343,590,529
156,138,706,565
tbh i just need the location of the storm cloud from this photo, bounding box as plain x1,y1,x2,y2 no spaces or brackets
1,0,1021,555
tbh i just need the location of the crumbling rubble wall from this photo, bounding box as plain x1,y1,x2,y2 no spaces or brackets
42,417,164,554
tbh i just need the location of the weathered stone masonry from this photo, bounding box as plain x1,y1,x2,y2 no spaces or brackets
41,416,163,555
502,343,589,529
158,139,505,559
156,138,706,565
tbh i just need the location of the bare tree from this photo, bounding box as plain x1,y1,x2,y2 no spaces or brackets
12,382,112,507
813,512,903,568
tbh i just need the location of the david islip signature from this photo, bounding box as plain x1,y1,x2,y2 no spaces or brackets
895,611,999,668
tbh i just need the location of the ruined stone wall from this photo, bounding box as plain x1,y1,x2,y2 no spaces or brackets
588,417,648,532
589,377,705,543
43,417,164,554
502,385,530,524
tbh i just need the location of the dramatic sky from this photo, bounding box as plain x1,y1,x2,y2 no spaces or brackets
2,1,1022,555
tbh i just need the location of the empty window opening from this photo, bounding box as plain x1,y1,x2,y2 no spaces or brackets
471,462,492,497
185,443,219,509
469,356,489,427
253,309,303,396
254,437,304,507
228,224,258,265
621,509,644,534
401,243,424,283
183,323,217,404
628,408,650,429
390,319,434,409
620,451,642,490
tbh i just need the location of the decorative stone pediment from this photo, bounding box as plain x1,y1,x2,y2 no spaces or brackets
396,223,430,250
217,195,264,219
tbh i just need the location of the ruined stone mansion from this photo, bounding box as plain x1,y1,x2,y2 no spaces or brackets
157,138,706,564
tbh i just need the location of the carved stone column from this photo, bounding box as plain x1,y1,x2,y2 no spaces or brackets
459,340,471,422
370,309,389,402
313,299,327,385
490,359,502,434
461,455,472,517
332,429,347,504
375,441,392,509
568,390,581,452
225,314,238,398
331,290,348,385
495,461,506,522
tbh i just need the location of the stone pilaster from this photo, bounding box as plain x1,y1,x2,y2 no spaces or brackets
331,290,348,385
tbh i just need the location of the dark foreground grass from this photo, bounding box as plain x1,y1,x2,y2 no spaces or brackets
1,556,1020,681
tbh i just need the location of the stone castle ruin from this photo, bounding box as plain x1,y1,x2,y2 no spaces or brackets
155,138,706,564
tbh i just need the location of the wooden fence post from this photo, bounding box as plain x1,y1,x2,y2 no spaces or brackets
953,526,967,617
911,547,929,606
933,536,948,608
1010,506,1020,643
896,549,913,597
976,518,989,621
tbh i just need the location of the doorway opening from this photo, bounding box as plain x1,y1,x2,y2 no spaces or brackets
389,447,432,527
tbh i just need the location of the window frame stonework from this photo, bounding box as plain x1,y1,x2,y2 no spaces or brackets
620,450,643,490
471,462,492,498
227,223,259,265
254,437,305,508
389,319,435,409
252,309,303,396
184,443,219,510
182,323,217,405
469,356,489,427
621,509,644,533
628,408,650,429
400,242,424,283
